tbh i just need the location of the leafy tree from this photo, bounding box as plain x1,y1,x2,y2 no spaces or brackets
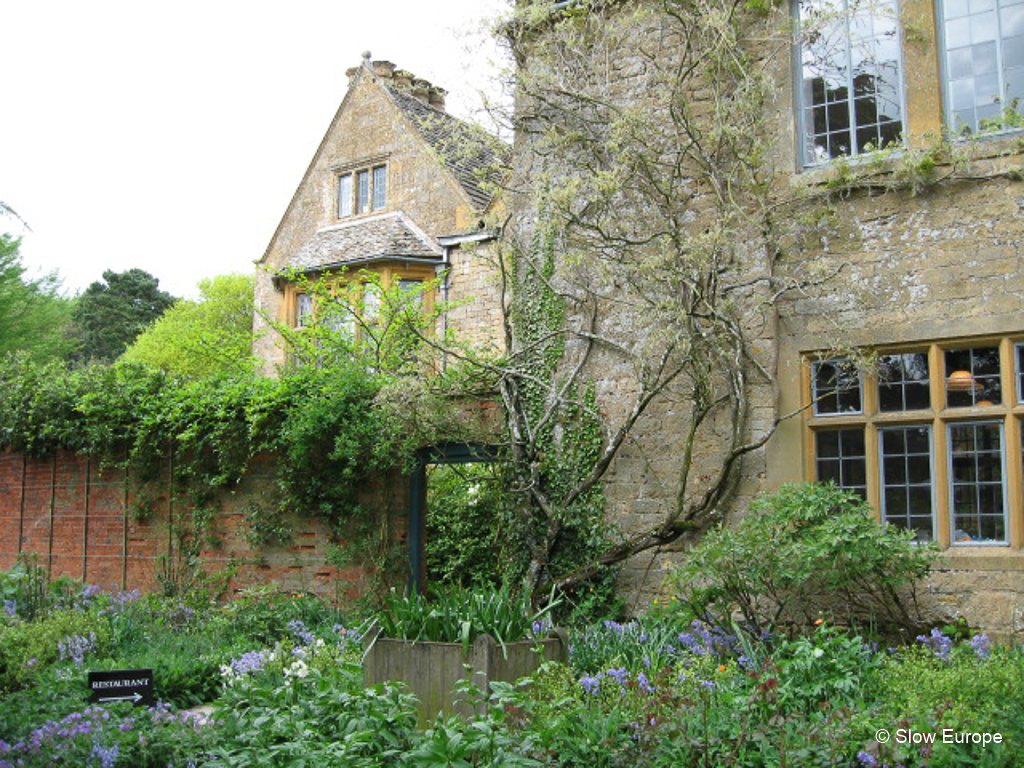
70,268,175,363
477,0,846,600
0,234,75,362
122,273,257,377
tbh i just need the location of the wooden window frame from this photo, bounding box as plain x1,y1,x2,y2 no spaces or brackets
803,335,1024,549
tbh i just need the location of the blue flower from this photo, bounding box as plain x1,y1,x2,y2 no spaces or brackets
856,750,878,767
579,675,601,694
91,742,119,768
916,628,952,661
970,633,991,660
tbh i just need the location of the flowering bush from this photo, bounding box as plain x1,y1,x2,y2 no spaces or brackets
0,702,210,768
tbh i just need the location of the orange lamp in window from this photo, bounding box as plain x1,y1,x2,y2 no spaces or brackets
946,370,976,391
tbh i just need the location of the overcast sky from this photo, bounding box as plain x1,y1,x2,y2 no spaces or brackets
1,0,510,299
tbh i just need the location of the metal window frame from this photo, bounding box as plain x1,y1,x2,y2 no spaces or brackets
793,0,910,166
878,423,937,541
936,0,1018,135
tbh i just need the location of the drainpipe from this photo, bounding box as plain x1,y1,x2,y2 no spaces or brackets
436,246,451,372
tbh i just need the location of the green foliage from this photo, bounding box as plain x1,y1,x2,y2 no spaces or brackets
505,232,615,607
875,643,1024,739
2,568,1023,768
0,555,90,621
670,483,937,638
775,621,877,715
121,272,258,377
70,267,176,363
0,355,415,575
221,586,342,645
0,608,112,692
212,654,419,767
567,617,690,675
375,583,559,655
425,463,508,587
0,233,75,362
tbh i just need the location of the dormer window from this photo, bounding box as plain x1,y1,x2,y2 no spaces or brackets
339,164,388,219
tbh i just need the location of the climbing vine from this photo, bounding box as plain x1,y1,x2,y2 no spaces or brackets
0,353,422,596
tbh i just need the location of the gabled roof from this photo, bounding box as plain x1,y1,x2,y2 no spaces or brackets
289,211,442,274
386,84,510,212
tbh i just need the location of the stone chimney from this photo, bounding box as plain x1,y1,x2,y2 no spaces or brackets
372,60,396,79
428,86,447,111
351,55,445,112
411,78,431,104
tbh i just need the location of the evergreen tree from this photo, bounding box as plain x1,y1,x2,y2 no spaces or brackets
70,268,175,363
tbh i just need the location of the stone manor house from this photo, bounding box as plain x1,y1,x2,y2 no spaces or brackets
254,0,1024,637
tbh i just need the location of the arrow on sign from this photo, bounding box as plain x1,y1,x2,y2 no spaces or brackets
97,692,143,704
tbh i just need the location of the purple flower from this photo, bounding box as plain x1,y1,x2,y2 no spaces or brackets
91,742,118,768
970,633,991,660
636,672,655,693
737,655,755,671
579,675,601,694
3,600,15,618
700,680,716,691
287,620,315,646
916,628,952,661
605,667,628,688
857,750,879,767
57,632,97,666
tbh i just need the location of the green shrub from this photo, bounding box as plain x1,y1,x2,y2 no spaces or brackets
670,483,936,638
0,608,111,692
221,586,340,645
425,463,507,587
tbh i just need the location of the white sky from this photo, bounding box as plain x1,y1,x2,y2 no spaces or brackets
1,0,510,299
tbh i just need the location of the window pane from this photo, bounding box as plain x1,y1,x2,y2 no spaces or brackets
797,0,904,163
356,170,370,214
296,293,313,328
813,359,863,414
945,346,1001,407
942,0,1024,133
363,283,381,322
878,352,931,411
372,165,387,211
880,425,934,541
338,174,353,218
949,422,1006,544
815,428,867,498
397,279,423,311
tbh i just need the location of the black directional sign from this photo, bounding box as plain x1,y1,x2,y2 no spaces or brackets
88,669,155,707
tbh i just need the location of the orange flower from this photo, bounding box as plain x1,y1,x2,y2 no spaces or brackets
814,618,825,626
719,664,727,672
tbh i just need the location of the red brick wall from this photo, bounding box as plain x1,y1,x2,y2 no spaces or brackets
0,450,408,601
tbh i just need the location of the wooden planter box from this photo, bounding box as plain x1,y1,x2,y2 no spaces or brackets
362,626,567,725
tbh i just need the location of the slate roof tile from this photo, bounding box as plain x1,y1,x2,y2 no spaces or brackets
387,85,510,212
290,212,442,272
